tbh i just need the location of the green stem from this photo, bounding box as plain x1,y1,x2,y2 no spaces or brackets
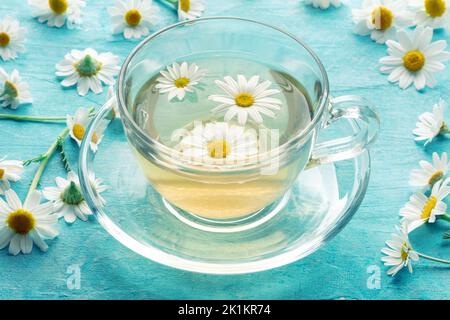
417,252,450,264
58,137,72,173
25,127,70,203
0,107,96,123
441,213,450,222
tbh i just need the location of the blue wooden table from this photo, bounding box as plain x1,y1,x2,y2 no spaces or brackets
0,0,449,299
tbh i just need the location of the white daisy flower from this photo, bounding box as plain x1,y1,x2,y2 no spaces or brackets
0,16,26,61
156,62,206,101
413,98,448,144
55,48,120,96
173,121,258,164
43,172,92,223
107,0,158,40
178,0,205,21
304,0,341,10
66,107,107,152
352,0,414,44
410,0,450,30
28,0,85,29
0,189,58,255
381,224,419,276
0,157,24,194
379,26,450,90
0,68,32,109
410,152,450,187
208,75,282,126
88,172,107,207
400,177,450,232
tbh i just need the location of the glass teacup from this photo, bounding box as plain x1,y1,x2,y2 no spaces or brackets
109,17,379,222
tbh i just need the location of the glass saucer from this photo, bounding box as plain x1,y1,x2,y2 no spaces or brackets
78,109,371,275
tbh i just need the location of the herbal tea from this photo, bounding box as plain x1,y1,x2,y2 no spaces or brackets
130,55,317,219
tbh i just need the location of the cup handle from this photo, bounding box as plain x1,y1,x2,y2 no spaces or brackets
308,95,380,167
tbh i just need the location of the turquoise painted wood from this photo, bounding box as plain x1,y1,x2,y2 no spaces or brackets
0,0,449,299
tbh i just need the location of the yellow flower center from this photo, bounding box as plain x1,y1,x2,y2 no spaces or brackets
207,139,230,159
235,93,255,108
421,196,437,220
124,9,142,27
48,0,68,15
0,168,4,179
400,243,409,261
2,81,18,99
0,32,10,47
7,209,36,235
403,50,425,72
428,170,444,185
371,6,394,30
180,0,190,12
425,0,446,17
174,77,190,88
72,123,85,141
92,132,99,144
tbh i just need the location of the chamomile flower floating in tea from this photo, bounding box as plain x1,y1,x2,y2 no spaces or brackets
379,26,450,90
209,75,282,126
0,157,24,194
43,172,92,223
410,0,450,30
400,178,450,232
107,0,158,40
0,189,58,255
55,48,120,96
0,68,33,109
173,121,258,164
156,62,206,101
381,224,419,276
0,16,26,61
413,98,448,144
409,152,449,188
304,0,341,10
352,0,414,44
28,0,85,28
66,107,107,152
177,0,205,21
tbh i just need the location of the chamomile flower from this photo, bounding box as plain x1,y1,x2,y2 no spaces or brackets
0,68,32,109
28,0,85,29
400,178,450,231
304,0,341,10
413,98,448,144
55,48,120,96
0,157,24,194
209,75,282,126
88,172,107,207
381,224,419,276
43,172,92,223
107,0,158,40
379,26,450,90
0,16,26,61
156,62,206,101
352,0,414,44
410,152,450,188
173,121,258,164
0,189,58,255
178,0,205,21
410,0,450,30
66,107,107,152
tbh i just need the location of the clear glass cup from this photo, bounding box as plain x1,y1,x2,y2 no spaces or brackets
111,17,379,222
